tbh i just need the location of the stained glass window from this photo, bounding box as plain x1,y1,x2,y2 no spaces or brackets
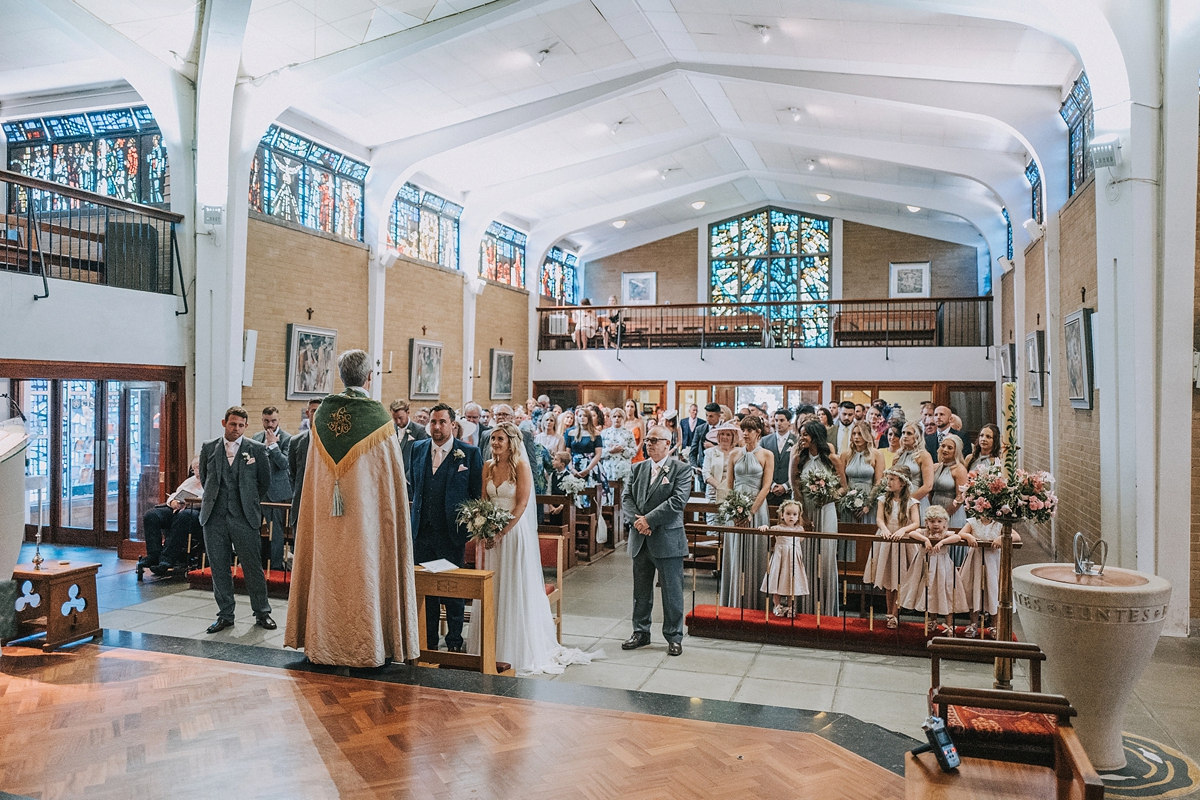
1002,208,1013,260
540,246,579,304
1025,160,1043,224
386,182,461,270
708,207,831,346
480,221,527,288
5,106,169,212
1060,72,1094,198
247,125,367,242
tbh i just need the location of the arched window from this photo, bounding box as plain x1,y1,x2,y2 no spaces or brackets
4,106,169,212
480,221,527,288
709,206,832,345
540,247,578,304
248,125,368,241
1025,161,1043,224
387,182,462,270
1001,207,1013,260
1060,73,1094,198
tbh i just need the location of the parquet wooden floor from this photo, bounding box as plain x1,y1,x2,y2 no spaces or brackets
0,644,903,799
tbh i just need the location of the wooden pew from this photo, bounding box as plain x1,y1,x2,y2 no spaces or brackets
683,500,723,572
539,534,565,643
833,308,937,346
602,477,624,548
537,493,576,570
573,486,602,562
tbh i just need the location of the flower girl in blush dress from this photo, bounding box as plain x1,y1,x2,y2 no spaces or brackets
956,515,1020,639
759,500,810,618
899,505,969,635
863,466,922,629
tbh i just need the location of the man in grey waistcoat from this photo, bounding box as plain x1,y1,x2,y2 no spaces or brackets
621,425,694,657
199,405,275,634
252,405,291,570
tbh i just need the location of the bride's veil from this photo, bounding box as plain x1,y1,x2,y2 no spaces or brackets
494,422,539,528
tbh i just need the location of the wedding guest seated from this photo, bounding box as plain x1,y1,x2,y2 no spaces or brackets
140,456,203,575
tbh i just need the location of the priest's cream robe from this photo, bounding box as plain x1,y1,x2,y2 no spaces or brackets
285,390,420,667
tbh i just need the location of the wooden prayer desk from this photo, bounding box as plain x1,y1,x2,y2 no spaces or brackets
414,566,512,676
7,562,102,652
905,752,1055,799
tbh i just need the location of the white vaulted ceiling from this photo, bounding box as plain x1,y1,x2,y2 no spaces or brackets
0,0,1082,263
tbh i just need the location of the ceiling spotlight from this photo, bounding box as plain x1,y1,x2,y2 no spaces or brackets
815,193,831,202
804,158,817,171
660,167,677,181
907,205,921,213
610,118,629,135
691,200,706,210
789,108,802,123
755,24,770,43
613,220,627,229
536,48,550,66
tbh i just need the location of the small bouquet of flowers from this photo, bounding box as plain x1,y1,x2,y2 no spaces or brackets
837,486,871,517
718,489,756,525
962,464,1058,524
801,467,841,509
559,474,587,507
455,498,514,543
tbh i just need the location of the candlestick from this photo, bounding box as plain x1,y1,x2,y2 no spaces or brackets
869,607,874,631
32,530,43,571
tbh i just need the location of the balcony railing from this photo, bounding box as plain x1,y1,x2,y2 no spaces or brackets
1,168,185,306
538,297,993,352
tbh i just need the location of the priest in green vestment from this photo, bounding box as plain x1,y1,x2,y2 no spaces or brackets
285,349,420,667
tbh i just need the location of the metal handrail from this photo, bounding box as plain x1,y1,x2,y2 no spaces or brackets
0,168,183,223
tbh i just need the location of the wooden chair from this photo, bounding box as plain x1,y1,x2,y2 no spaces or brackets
925,637,1103,799
835,522,875,613
539,534,565,643
601,478,624,548
573,486,602,562
683,500,723,573
537,493,577,570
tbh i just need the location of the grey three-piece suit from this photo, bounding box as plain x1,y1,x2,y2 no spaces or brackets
252,428,291,569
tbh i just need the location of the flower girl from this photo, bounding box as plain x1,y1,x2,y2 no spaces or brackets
759,500,809,618
956,515,1020,638
899,505,969,635
863,466,922,629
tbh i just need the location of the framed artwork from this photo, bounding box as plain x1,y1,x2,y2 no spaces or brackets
1025,330,1045,407
999,343,1017,382
621,271,657,305
1063,308,1094,410
285,324,337,400
490,348,514,400
409,338,443,400
889,262,931,298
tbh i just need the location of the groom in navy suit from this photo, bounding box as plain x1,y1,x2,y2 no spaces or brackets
409,402,483,651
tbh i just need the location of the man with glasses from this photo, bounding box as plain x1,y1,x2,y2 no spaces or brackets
479,403,512,461
621,426,694,657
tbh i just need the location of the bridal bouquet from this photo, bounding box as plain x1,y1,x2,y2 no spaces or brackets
456,498,514,542
718,490,756,525
962,464,1058,524
836,486,872,517
801,468,841,508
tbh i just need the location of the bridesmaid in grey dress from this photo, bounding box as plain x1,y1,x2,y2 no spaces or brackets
718,416,775,610
840,420,884,527
929,433,969,564
894,422,935,519
791,420,846,616
965,423,1002,475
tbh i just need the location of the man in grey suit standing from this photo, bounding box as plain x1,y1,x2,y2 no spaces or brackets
252,406,291,570
390,399,428,477
199,406,275,634
288,398,322,536
762,407,796,508
621,425,694,656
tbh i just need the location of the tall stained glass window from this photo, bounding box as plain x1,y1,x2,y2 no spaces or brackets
480,221,527,288
247,125,368,242
540,247,579,304
386,182,462,270
709,206,832,346
1060,72,1094,198
1001,208,1013,260
4,106,169,212
1025,161,1043,224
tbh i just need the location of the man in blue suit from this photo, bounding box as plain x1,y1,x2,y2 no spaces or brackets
409,402,483,652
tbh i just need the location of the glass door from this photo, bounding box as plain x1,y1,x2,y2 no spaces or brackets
21,380,51,529
60,380,97,534
126,381,165,539
104,382,121,533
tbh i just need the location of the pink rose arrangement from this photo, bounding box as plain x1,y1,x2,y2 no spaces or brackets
962,464,1058,524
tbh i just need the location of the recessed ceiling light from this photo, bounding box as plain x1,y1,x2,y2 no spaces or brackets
787,107,802,122
535,43,555,67
610,118,628,135
805,158,816,171
907,205,921,213
612,220,627,229
755,24,770,43
691,200,706,210
815,193,831,202
660,168,677,181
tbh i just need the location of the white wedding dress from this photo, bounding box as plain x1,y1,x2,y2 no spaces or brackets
466,475,602,676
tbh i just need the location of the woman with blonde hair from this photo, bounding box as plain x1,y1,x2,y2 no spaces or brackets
536,412,565,455
840,420,884,525
466,423,600,674
719,415,775,610
863,465,922,628
894,422,935,518
930,433,970,565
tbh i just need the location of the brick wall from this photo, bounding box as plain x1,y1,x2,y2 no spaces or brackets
1021,238,1052,548
242,217,370,431
841,221,979,298
1000,270,1015,344
381,256,466,410
473,281,530,406
1054,182,1100,559
584,229,699,304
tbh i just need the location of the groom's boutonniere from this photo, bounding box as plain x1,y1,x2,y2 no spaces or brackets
452,448,465,460
241,452,255,465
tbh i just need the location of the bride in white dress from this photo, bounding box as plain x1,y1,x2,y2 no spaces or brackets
465,423,602,676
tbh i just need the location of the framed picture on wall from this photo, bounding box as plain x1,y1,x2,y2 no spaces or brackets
490,349,514,400
1026,330,1045,407
409,338,443,400
285,324,337,400
999,342,1017,382
1063,308,1094,410
889,262,931,298
621,271,657,305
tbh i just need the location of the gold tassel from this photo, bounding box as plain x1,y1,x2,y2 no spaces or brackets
331,480,344,517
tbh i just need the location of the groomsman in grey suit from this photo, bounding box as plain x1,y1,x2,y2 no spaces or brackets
252,406,291,570
621,426,694,656
390,399,428,477
199,406,275,634
288,398,322,534
762,408,796,508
